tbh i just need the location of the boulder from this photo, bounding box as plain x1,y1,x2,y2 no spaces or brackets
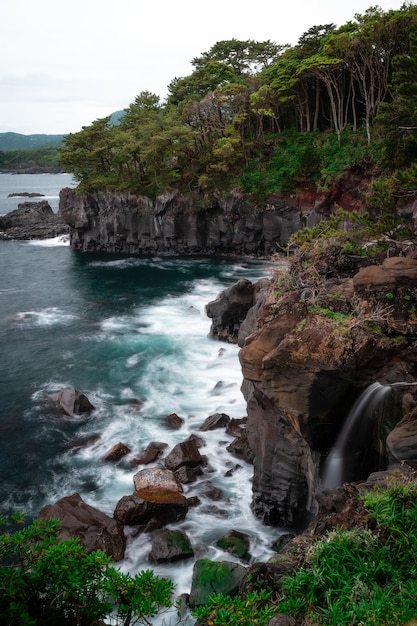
164,439,203,472
199,412,230,431
130,441,167,466
38,492,126,561
386,406,417,467
133,467,184,500
148,529,194,563
189,558,247,607
163,412,185,429
103,442,130,462
216,529,250,559
113,493,188,530
50,388,95,417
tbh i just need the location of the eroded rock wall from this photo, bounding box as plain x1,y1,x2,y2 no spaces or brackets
58,188,302,256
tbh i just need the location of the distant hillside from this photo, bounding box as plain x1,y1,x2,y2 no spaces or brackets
0,132,64,151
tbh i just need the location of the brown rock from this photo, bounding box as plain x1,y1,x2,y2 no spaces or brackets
164,412,184,429
38,493,126,561
164,439,203,472
104,442,130,462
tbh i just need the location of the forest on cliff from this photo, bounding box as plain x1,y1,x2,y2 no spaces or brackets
57,3,417,210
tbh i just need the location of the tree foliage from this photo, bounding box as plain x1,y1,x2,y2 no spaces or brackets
58,4,417,203
0,515,174,626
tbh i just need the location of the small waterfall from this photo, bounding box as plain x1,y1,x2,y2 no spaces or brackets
322,382,392,489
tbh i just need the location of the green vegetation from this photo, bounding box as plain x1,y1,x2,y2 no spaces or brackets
192,474,417,625
0,514,173,625
55,4,417,207
0,147,62,172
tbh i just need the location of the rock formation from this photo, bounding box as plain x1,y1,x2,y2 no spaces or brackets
58,188,303,255
0,200,69,240
227,246,417,528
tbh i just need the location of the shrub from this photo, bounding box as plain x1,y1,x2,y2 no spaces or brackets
0,514,174,625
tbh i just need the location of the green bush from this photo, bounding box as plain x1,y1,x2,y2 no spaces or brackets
0,514,174,625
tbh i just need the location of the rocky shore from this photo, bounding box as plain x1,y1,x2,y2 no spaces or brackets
0,200,69,240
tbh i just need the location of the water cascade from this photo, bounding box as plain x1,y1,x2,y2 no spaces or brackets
322,382,392,489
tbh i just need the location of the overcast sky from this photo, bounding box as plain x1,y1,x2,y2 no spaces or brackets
1,0,410,135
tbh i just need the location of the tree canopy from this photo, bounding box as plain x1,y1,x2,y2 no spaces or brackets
59,3,417,203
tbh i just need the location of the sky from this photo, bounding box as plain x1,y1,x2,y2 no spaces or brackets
1,0,411,136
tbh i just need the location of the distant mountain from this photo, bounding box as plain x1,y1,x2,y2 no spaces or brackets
0,132,64,151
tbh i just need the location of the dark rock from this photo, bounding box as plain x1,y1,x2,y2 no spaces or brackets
199,412,230,431
130,441,167,466
59,188,300,256
113,493,188,529
148,529,194,563
0,200,69,240
38,492,126,561
103,442,130,462
164,439,203,472
206,278,255,343
50,388,95,417
189,558,247,607
164,412,185,429
174,465,201,484
65,434,101,453
226,429,255,463
216,529,250,559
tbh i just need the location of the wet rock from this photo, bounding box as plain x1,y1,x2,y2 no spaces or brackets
130,441,167,467
103,442,131,462
50,388,95,417
164,439,203,472
206,278,255,343
164,412,185,429
189,558,247,606
216,529,250,559
226,417,247,437
38,492,126,561
148,529,194,563
209,381,237,396
174,465,202,484
226,429,255,463
0,200,69,240
114,493,188,529
199,412,230,431
65,433,101,453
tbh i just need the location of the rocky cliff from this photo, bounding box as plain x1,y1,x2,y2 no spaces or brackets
58,188,315,256
208,243,417,528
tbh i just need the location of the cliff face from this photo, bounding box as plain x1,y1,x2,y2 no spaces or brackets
58,188,308,256
208,252,417,528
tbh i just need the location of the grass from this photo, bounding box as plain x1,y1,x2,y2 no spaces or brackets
192,474,417,625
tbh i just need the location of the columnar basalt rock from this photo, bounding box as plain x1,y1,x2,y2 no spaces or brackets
58,188,302,256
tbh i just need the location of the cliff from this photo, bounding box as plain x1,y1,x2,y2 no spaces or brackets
208,243,417,528
58,188,316,256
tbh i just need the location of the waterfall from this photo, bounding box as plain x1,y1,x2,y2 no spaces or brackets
322,382,392,489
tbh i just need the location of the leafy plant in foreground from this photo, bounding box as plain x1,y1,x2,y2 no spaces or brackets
0,514,174,625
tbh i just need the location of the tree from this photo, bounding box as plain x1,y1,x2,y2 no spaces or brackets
0,515,174,626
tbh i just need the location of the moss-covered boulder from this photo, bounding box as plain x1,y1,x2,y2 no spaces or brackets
189,558,247,607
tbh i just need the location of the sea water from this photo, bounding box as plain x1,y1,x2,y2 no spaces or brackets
0,174,282,623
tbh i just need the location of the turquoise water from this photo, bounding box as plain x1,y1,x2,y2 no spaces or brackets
0,176,282,620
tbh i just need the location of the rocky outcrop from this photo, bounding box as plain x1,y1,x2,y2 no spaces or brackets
232,250,417,528
0,200,69,240
58,188,302,256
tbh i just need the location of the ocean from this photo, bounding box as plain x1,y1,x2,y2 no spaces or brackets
0,173,281,622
